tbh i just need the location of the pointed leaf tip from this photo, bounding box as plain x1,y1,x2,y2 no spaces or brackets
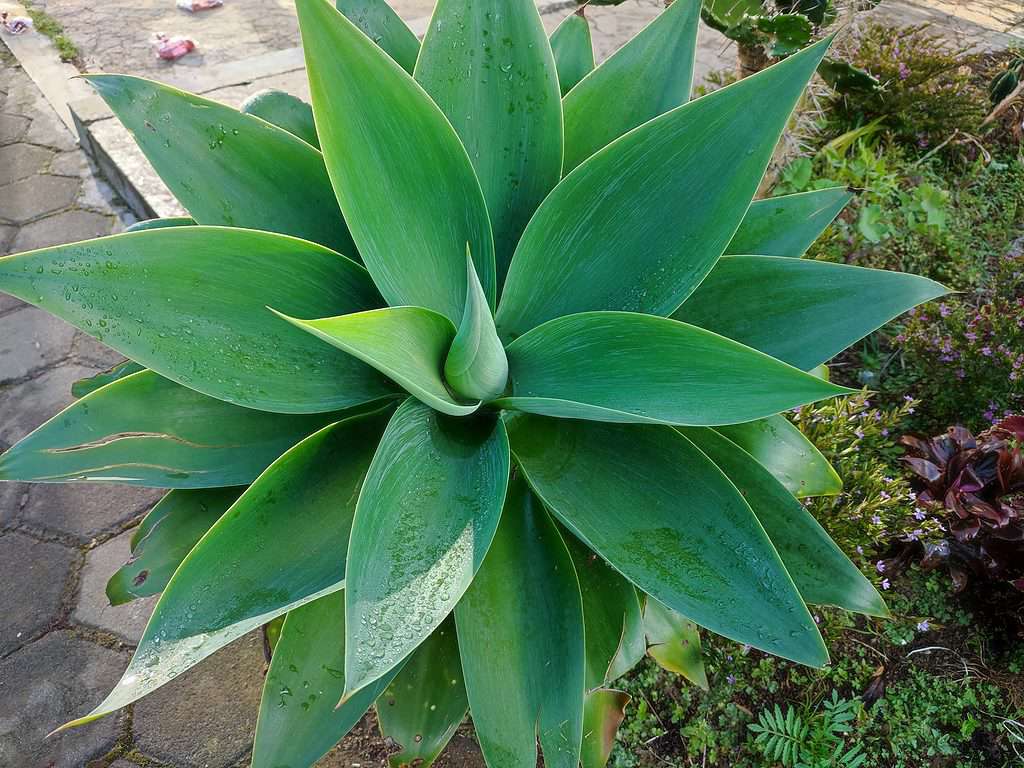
444,247,509,402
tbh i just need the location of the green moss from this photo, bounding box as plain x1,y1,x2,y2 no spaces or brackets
21,2,79,63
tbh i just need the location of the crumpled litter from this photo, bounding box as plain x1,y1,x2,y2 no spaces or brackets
155,32,196,60
1,11,34,35
176,0,223,11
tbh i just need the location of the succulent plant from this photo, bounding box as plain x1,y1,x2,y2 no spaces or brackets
0,1,946,765
901,417,1024,593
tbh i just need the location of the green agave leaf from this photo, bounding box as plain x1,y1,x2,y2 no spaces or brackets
454,475,585,768
550,9,594,97
642,597,708,689
124,217,195,233
275,306,477,417
0,370,354,487
252,591,398,768
581,689,630,768
0,226,395,414
296,0,496,324
85,75,356,257
416,0,562,284
672,256,948,371
263,615,285,654
336,0,420,74
715,415,841,498
496,38,831,338
106,488,241,605
725,188,852,257
444,249,509,402
344,399,509,697
240,88,319,148
497,312,851,426
561,0,700,173
58,410,389,730
680,427,887,616
564,532,646,691
376,616,468,768
506,414,827,666
70,359,145,398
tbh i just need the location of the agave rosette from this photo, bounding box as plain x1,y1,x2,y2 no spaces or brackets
0,1,946,766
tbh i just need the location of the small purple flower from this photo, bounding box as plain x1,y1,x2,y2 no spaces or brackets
981,346,993,356
813,615,821,625
856,545,864,555
898,62,910,80
855,428,865,439
727,674,736,685
871,515,882,525
876,560,886,573
881,428,889,436
916,620,930,632
914,508,927,521
939,303,950,317
881,578,891,590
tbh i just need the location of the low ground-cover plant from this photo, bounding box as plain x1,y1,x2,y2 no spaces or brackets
825,22,988,149
609,399,1022,767
0,1,945,766
897,244,1024,430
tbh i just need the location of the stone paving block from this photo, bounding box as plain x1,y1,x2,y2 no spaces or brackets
22,483,164,543
0,630,128,768
0,224,14,252
72,330,127,370
74,529,158,644
0,305,78,383
10,208,114,252
0,142,54,185
0,532,76,655
0,361,100,445
0,290,23,315
0,479,30,526
23,110,78,151
0,173,80,224
0,113,30,145
133,633,266,768
49,149,90,177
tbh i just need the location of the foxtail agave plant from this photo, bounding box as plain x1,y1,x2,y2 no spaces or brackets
0,0,946,765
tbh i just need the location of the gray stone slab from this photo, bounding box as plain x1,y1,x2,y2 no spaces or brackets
0,143,54,185
10,208,114,252
0,532,75,655
49,150,90,178
0,362,98,446
0,306,78,384
72,331,127,370
0,113,30,146
0,480,30,527
0,291,25,315
0,630,128,768
73,529,158,644
21,483,164,543
133,633,266,768
0,174,79,224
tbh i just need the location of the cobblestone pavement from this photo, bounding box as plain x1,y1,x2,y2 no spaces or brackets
18,0,717,78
